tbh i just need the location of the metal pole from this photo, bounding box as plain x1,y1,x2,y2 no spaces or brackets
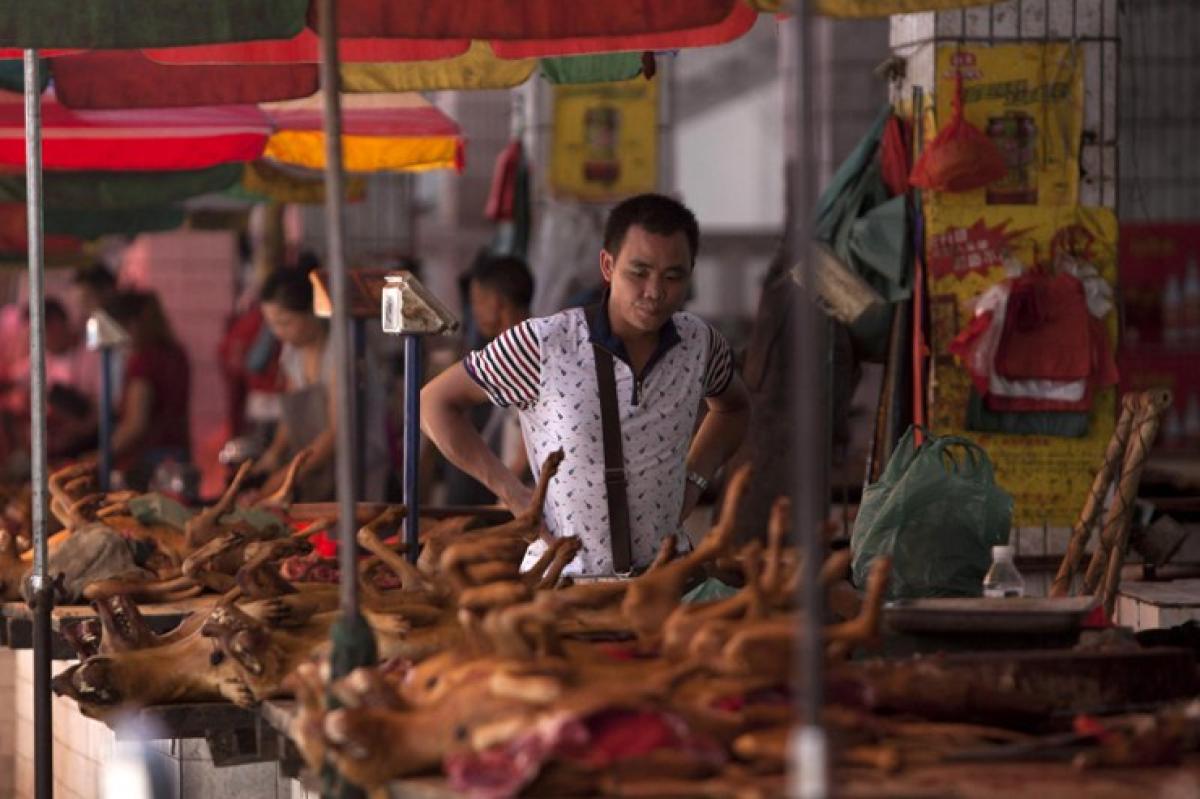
403,336,421,563
785,4,830,798
316,0,360,624
23,48,53,799
352,317,367,500
98,347,113,492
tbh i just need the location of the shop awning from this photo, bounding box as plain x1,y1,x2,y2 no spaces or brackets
0,90,271,171
261,92,463,173
0,0,308,49
51,51,320,110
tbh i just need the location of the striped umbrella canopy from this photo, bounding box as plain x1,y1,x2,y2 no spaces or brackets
0,89,271,171
261,91,463,173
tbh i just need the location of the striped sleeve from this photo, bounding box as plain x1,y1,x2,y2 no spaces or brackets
702,324,735,397
463,319,541,409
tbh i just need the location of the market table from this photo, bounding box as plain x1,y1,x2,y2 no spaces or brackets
841,759,1200,798
260,698,1200,799
0,597,212,658
260,700,465,798
1117,578,1200,631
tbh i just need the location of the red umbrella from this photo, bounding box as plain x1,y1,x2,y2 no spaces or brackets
0,89,271,171
145,35,469,66
326,0,735,39
144,0,754,64
51,51,320,110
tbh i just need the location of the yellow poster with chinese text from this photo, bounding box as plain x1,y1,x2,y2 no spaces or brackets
550,78,658,202
926,204,1118,527
933,43,1082,208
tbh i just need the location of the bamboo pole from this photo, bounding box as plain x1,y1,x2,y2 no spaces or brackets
1049,392,1140,597
1097,390,1172,616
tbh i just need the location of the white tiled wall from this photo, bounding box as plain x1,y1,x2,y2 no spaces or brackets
13,652,115,799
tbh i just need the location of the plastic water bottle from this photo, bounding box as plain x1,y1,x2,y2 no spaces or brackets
982,545,1025,598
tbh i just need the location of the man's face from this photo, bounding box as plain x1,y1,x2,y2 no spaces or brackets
600,225,692,335
468,282,505,340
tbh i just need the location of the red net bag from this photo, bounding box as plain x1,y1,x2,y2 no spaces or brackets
910,72,1007,193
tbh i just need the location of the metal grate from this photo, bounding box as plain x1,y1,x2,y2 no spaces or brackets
297,172,416,266
1119,0,1200,221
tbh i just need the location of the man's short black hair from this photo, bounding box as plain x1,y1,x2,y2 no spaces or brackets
602,193,700,265
71,262,116,294
470,253,534,310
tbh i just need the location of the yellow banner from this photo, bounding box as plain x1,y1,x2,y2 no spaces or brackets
933,42,1083,208
803,0,1004,16
925,204,1118,527
550,78,658,202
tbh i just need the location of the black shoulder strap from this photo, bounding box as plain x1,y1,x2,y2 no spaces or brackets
592,344,633,575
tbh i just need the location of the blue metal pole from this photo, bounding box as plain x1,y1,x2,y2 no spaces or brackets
403,335,421,562
98,347,113,493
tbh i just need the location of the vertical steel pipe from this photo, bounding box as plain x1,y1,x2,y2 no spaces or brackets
785,4,831,798
316,0,360,621
23,48,54,799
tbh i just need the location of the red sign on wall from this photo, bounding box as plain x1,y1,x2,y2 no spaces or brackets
1119,223,1200,453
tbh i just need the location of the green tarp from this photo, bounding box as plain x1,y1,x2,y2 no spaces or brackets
0,164,242,210
43,206,185,239
0,0,308,49
540,53,645,85
814,104,912,359
0,58,47,92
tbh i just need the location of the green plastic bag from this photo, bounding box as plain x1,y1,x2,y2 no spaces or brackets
851,427,1012,599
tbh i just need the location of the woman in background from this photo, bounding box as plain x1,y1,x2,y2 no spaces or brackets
253,268,337,502
104,290,191,490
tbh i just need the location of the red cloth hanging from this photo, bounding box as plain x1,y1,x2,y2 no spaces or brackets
910,72,1006,193
881,114,911,197
993,272,1092,381
485,140,522,222
985,317,1119,412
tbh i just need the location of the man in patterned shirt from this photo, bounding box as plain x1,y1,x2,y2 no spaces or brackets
421,194,751,577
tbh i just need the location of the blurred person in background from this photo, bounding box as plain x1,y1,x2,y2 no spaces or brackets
68,261,123,409
104,290,191,490
443,253,534,505
253,268,335,501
